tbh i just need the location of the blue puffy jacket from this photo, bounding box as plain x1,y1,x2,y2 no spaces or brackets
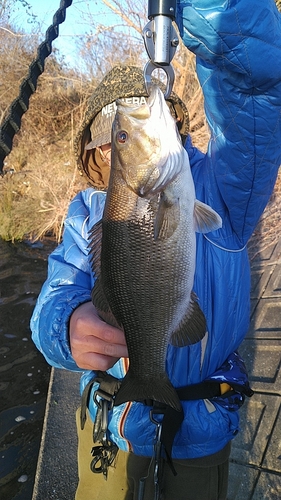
31,0,281,459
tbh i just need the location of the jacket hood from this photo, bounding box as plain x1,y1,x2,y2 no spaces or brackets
74,65,190,189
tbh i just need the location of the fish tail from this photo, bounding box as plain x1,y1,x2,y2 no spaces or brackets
114,371,182,412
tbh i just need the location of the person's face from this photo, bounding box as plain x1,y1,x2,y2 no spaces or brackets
97,143,111,166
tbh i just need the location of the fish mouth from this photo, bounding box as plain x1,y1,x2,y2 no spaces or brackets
147,84,158,107
115,85,159,120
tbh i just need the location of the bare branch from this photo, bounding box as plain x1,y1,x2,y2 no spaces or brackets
101,0,145,34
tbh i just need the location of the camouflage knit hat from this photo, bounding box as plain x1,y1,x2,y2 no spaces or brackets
74,65,189,189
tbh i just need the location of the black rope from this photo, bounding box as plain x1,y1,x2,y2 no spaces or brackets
0,0,73,173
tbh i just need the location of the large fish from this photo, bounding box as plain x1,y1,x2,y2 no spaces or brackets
90,86,222,412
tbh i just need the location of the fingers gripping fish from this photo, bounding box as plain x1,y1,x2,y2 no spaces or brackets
89,86,222,412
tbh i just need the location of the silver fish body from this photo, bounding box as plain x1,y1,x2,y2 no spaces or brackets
90,86,222,412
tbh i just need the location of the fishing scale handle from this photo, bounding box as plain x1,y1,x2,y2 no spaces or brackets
146,0,177,66
148,0,177,20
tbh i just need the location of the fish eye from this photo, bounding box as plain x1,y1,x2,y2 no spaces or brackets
117,131,128,144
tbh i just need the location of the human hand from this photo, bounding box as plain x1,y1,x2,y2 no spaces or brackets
69,301,128,371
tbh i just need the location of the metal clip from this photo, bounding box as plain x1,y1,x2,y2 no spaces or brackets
93,390,114,443
91,389,117,479
142,19,179,66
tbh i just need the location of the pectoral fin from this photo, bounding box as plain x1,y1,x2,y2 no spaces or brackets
194,200,222,233
154,191,180,240
169,292,206,347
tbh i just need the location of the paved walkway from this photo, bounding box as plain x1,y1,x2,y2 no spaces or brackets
32,238,281,500
228,238,281,500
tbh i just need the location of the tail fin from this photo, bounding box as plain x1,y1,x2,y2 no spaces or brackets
114,370,181,412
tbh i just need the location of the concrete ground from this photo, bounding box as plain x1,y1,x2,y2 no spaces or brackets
228,239,281,500
32,237,281,500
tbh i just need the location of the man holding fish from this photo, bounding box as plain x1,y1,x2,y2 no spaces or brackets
31,1,281,499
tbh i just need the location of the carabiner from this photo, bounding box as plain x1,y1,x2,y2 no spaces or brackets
93,390,114,444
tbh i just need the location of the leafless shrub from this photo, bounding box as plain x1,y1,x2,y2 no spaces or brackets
2,0,279,244
0,20,91,241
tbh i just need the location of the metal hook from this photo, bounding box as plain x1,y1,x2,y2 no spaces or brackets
143,60,175,99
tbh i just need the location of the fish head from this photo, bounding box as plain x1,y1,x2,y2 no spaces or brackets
111,85,185,197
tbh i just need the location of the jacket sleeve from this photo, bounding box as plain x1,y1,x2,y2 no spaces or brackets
30,189,105,370
177,0,281,247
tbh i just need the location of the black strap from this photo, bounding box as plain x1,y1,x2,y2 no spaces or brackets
143,379,222,464
159,404,184,472
0,0,73,172
81,373,252,464
80,379,96,431
176,380,221,400
159,380,253,465
176,379,253,400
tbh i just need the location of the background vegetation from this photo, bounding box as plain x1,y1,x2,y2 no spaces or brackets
0,0,279,253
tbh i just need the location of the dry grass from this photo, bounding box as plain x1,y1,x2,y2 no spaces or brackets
0,21,208,243
0,136,87,242
26,149,85,242
0,23,93,242
188,87,210,152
